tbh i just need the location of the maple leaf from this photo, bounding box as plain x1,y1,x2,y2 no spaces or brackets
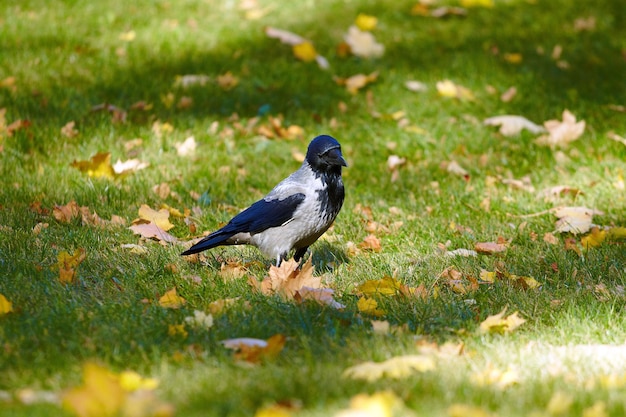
292,42,318,62
535,110,586,148
62,363,126,417
128,223,178,244
474,241,508,254
581,227,607,249
471,364,520,389
61,121,79,138
118,371,159,392
335,391,402,417
112,158,148,175
221,334,286,363
583,402,608,417
334,71,379,94
343,355,435,381
53,201,81,223
357,276,401,296
553,206,598,234
355,14,378,31
358,234,382,252
344,26,384,58
436,80,474,100
167,324,188,338
479,308,526,334
608,227,626,240
174,136,197,156
357,297,385,316
483,115,545,136
0,293,13,315
547,391,574,415
219,260,248,281
136,205,174,231
57,248,86,284
158,287,186,309
70,152,115,179
439,266,478,294
62,362,170,417
184,310,214,329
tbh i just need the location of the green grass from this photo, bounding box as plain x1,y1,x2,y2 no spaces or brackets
1,0,626,416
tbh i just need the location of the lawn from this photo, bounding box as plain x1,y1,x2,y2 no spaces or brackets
1,0,626,416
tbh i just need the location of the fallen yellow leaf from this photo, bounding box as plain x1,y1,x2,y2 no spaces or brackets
137,205,174,231
583,401,608,417
581,227,607,249
355,13,378,31
546,391,574,415
57,248,87,284
357,276,401,296
70,152,116,179
159,287,186,309
335,391,401,417
292,42,318,62
62,363,126,417
343,355,435,381
0,293,13,315
357,297,385,316
479,308,526,334
436,80,474,101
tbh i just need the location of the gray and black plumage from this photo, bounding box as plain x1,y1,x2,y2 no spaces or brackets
181,135,347,265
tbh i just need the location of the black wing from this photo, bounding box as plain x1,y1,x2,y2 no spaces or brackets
181,193,305,255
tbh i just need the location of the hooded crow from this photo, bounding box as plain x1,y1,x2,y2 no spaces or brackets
181,135,347,265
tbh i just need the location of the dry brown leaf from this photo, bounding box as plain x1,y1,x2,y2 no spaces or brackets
128,223,178,243
474,241,508,254
61,121,79,138
535,110,586,148
483,115,545,136
554,206,597,234
218,261,248,281
344,25,385,58
359,234,382,252
53,201,81,223
543,232,559,245
334,71,379,94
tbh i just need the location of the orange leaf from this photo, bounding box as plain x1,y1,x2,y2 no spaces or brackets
474,241,508,254
359,234,382,252
222,334,286,364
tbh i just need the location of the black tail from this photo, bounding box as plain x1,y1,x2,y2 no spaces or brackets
181,230,236,256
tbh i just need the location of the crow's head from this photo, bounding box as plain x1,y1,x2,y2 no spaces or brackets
306,135,347,173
